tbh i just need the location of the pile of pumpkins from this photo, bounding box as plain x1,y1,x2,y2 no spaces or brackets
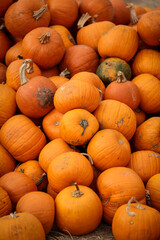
0,0,160,239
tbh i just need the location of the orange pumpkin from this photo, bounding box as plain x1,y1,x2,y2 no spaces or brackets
49,76,69,89
55,183,103,235
104,71,141,110
54,79,101,114
6,59,42,91
5,40,23,66
134,117,160,153
47,183,58,199
132,73,160,113
41,65,60,78
42,108,64,140
59,109,99,146
146,173,160,211
127,150,160,184
59,44,99,77
98,25,139,62
22,27,65,69
16,191,55,234
0,186,12,217
0,212,46,240
110,0,130,25
112,197,160,240
137,10,160,46
0,114,47,162
0,30,12,62
0,0,13,17
38,138,75,173
132,49,160,79
0,62,7,83
93,99,137,140
4,0,51,39
47,151,94,193
97,167,146,224
0,144,17,177
87,129,131,171
134,107,146,126
0,84,17,127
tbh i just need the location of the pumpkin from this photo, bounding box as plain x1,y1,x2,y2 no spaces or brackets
0,171,37,208
42,108,63,140
6,58,42,91
5,40,23,66
134,117,160,153
132,73,160,113
47,151,94,193
127,150,160,184
15,160,47,191
0,144,17,177
59,109,99,146
110,0,130,25
97,167,146,224
0,212,46,240
49,76,69,89
0,84,17,127
48,0,79,28
134,4,146,17
112,197,160,240
87,129,131,171
127,3,139,30
76,21,115,52
0,62,7,83
133,107,146,126
96,57,132,86
59,44,99,77
93,99,137,141
146,173,160,211
16,62,57,118
4,0,51,39
132,49,160,79
71,71,105,98
22,27,65,69
98,25,139,62
0,0,13,17
55,183,103,235
0,30,12,62
0,114,47,162
79,0,114,24
41,65,60,78
54,79,101,114
38,138,75,173
16,191,55,234
47,183,58,199
137,10,160,46
50,24,76,49
104,71,141,110
0,186,12,217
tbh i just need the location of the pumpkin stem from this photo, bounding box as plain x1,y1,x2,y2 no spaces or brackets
117,71,127,83
38,32,50,44
126,3,139,25
145,189,151,206
54,120,59,126
33,4,48,21
19,59,33,85
126,197,145,217
10,213,19,218
36,173,47,186
79,119,88,136
77,12,92,29
0,22,5,30
71,182,84,198
81,153,93,165
59,68,71,78
68,34,76,45
92,14,99,23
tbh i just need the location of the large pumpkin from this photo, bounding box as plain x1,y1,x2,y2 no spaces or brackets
0,114,47,162
97,167,146,224
93,99,137,140
55,183,103,235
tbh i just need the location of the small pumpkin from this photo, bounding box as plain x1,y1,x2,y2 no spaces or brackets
0,212,46,240
55,183,103,235
133,107,146,126
41,65,60,78
0,62,7,83
112,197,160,240
5,40,23,66
47,151,94,193
0,186,12,217
104,71,141,110
96,57,132,86
59,108,99,146
49,76,69,89
134,117,160,153
146,173,160,212
110,0,130,25
16,191,55,234
0,30,12,62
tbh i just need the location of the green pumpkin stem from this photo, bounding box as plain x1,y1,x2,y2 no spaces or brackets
33,4,48,21
72,182,84,198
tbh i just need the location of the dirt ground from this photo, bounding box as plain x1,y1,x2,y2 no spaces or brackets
47,0,159,239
